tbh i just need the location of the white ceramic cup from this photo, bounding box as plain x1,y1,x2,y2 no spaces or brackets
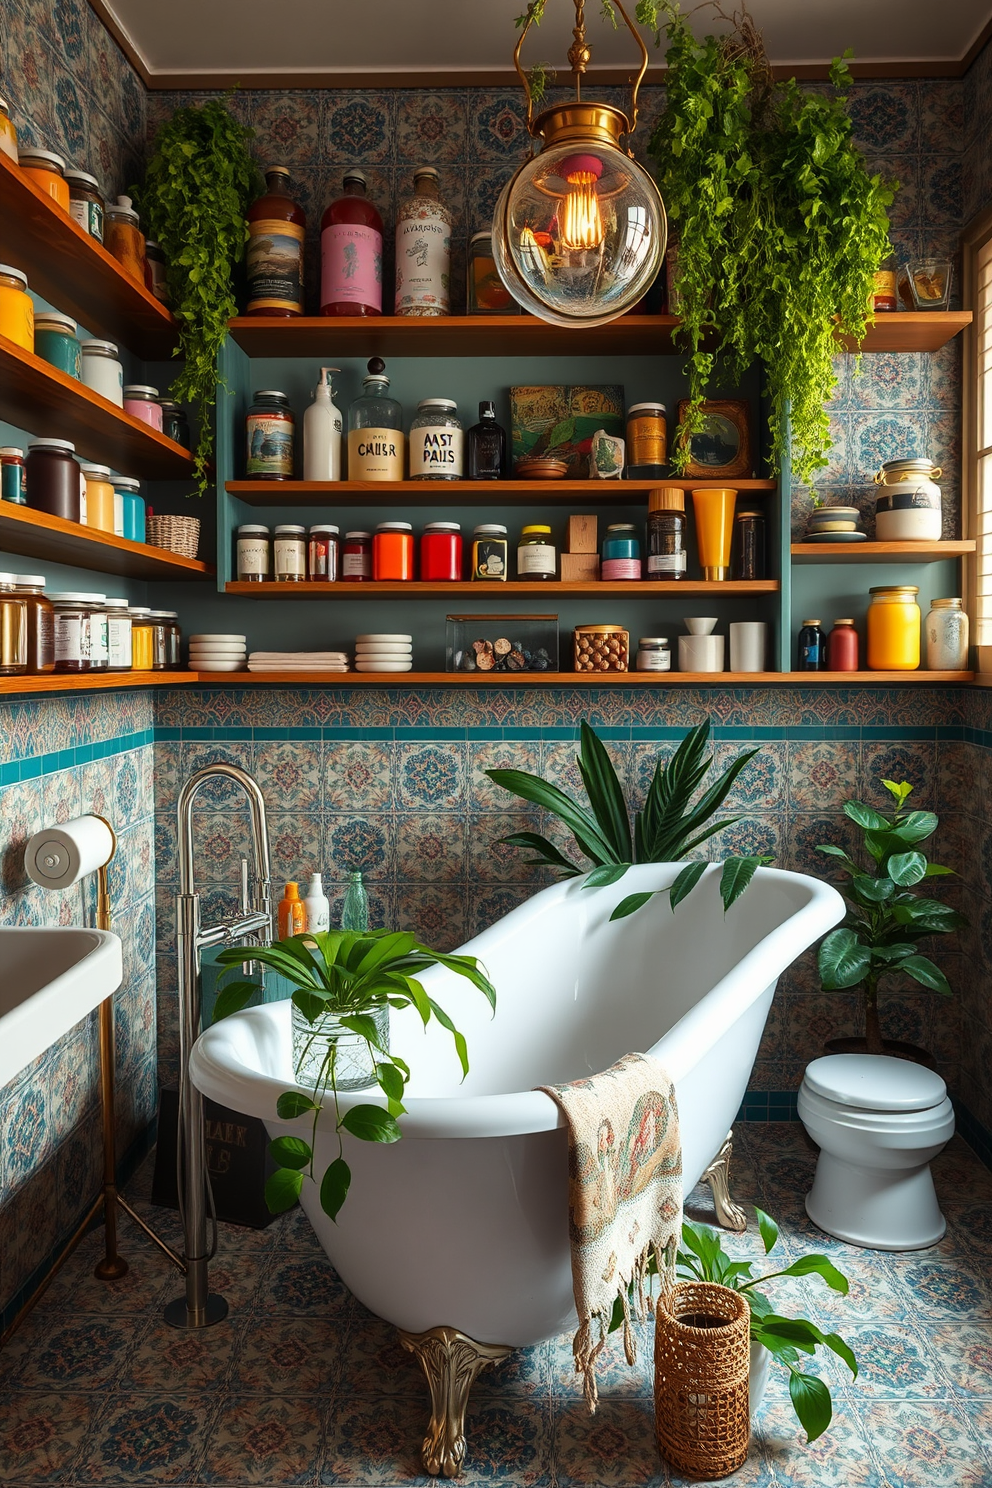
730,621,768,673
678,634,725,672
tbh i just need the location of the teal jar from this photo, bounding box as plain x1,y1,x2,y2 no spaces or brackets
34,312,81,380
601,522,642,580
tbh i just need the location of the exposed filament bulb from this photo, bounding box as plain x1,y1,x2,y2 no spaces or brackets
560,170,604,250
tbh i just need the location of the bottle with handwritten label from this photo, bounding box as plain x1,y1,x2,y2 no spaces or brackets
409,399,463,479
395,167,451,317
246,166,306,317
320,169,383,317
347,358,404,481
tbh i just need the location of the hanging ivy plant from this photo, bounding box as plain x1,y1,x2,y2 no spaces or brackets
135,100,260,495
638,2,897,485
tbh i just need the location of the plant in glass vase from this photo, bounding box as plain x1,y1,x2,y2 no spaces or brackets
213,929,495,1220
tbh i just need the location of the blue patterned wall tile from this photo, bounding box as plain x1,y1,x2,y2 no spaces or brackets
787,740,860,811
323,741,394,811
396,90,469,164
396,742,467,811
324,813,395,880
849,82,921,153
396,813,469,883
255,740,322,812
393,882,466,952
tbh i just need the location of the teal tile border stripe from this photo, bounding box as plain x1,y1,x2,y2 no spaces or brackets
0,727,154,787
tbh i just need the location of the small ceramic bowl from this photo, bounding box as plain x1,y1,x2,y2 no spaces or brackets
684,617,718,636
515,457,569,480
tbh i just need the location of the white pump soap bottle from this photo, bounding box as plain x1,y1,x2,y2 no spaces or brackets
303,367,342,481
304,872,331,933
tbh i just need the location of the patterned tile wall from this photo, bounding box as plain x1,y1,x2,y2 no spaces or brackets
0,692,158,1329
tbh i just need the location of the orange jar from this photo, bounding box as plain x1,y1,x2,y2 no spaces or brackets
867,585,921,671
0,97,18,161
79,463,116,533
104,196,146,283
0,264,33,352
18,147,69,210
373,521,414,580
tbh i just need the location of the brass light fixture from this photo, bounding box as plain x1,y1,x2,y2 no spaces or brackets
492,0,667,327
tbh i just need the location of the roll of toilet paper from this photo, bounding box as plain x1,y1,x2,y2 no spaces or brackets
24,815,115,890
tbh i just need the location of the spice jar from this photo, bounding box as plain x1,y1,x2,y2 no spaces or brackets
111,475,144,542
149,610,181,667
123,384,164,431
342,530,372,581
826,619,859,672
636,636,671,672
925,598,969,671
0,575,28,676
50,592,108,672
0,97,17,161
26,439,81,522
0,264,33,353
733,508,766,580
104,597,132,671
308,524,339,581
159,400,190,448
79,463,115,533
35,312,81,380
626,403,667,479
144,239,170,303
237,524,271,582
867,586,921,671
1,446,27,504
517,524,556,580
18,148,69,210
471,523,508,581
409,399,464,480
104,195,146,282
129,607,154,670
274,524,306,581
374,521,415,580
65,169,104,242
602,523,642,580
646,488,686,578
80,339,124,406
467,231,517,314
13,575,55,673
247,390,295,479
420,521,462,581
797,619,826,672
574,623,629,673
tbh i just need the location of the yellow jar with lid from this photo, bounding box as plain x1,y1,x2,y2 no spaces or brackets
129,606,154,670
18,147,69,210
0,96,17,161
0,263,33,352
867,585,921,671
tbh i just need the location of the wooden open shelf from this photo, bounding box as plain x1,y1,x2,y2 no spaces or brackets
224,578,780,599
0,502,214,580
0,152,177,360
228,310,971,359
0,334,194,478
792,540,976,564
228,477,779,507
0,670,193,695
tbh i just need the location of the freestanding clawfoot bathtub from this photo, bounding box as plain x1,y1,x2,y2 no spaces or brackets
190,863,843,1475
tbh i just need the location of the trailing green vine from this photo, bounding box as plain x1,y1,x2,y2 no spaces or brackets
135,100,260,495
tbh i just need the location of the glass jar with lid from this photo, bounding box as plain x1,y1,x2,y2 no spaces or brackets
104,597,132,671
79,463,115,533
144,240,170,303
80,339,124,406
35,312,81,379
867,586,921,671
159,400,190,448
247,390,295,479
274,524,307,581
111,475,144,541
601,523,642,580
409,399,463,480
65,169,104,241
0,97,17,161
733,508,766,580
347,359,404,481
373,522,415,580
646,487,686,578
237,524,270,582
149,610,181,667
471,524,508,581
467,232,518,314
925,597,969,671
104,195,145,281
13,575,54,673
0,574,28,676
18,147,69,209
0,264,33,353
308,524,339,581
27,439,81,521
129,607,154,670
636,637,671,672
517,524,556,580
626,403,668,479
420,522,462,581
342,530,372,581
50,592,108,672
123,384,164,431
1,447,26,504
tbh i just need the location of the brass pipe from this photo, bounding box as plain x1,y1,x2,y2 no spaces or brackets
117,1195,185,1272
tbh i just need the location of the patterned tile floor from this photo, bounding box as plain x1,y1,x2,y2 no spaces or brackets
2,1124,992,1486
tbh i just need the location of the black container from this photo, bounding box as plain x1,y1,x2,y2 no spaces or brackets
797,618,827,671
160,400,191,449
466,401,506,480
734,509,766,580
26,438,81,521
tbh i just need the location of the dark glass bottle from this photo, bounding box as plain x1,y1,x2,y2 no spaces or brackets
733,508,766,580
246,165,306,318
798,618,827,672
466,402,506,480
320,168,383,318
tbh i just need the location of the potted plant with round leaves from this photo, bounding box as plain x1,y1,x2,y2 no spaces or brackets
213,929,496,1220
816,779,966,1064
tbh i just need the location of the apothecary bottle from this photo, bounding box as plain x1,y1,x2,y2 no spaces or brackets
347,359,404,481
104,196,145,283
797,618,826,672
373,522,414,580
246,165,306,317
395,167,451,317
466,402,506,480
733,508,766,580
237,524,271,582
34,312,81,380
274,525,307,581
420,522,462,581
467,232,517,314
646,487,686,578
13,575,55,673
409,399,463,479
0,265,33,353
0,97,17,161
80,339,124,406
342,530,372,581
308,524,339,581
321,168,383,317
925,597,969,671
246,391,295,479
342,871,369,931
26,439,81,522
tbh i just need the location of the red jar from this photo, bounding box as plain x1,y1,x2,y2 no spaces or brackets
827,619,859,671
342,530,372,581
373,521,414,581
420,521,462,581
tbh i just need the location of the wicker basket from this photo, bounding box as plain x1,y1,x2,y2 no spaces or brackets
654,1281,750,1480
145,514,200,559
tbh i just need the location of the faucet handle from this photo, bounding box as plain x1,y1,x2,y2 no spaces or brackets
240,857,250,914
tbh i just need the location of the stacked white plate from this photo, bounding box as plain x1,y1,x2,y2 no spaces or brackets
355,633,413,673
189,634,247,672
247,651,350,673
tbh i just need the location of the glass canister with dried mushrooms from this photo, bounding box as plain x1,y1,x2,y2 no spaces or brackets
574,623,629,673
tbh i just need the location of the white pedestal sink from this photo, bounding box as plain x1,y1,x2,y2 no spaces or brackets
0,927,123,1088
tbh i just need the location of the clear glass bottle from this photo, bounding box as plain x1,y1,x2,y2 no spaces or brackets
394,167,451,317
347,358,404,481
409,399,463,480
342,870,369,931
246,165,306,317
517,524,556,580
646,488,686,578
466,402,506,480
925,597,968,671
320,168,383,317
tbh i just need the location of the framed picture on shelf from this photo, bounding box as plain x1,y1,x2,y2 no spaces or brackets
675,399,752,479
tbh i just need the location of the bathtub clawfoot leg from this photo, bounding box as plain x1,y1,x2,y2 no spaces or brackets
399,1325,513,1478
703,1130,748,1232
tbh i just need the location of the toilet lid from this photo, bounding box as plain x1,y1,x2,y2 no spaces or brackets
803,1054,947,1112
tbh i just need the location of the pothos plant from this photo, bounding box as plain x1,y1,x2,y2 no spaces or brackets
135,100,260,495
214,930,496,1220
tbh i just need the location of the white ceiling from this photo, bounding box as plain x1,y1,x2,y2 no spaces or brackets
95,0,992,79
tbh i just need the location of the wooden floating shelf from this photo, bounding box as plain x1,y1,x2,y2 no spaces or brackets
0,502,214,581
792,540,976,564
0,334,194,479
0,152,178,360
228,311,970,359
228,478,778,507
224,579,780,598
0,670,193,696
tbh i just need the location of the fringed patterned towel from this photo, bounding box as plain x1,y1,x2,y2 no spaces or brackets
540,1052,682,1411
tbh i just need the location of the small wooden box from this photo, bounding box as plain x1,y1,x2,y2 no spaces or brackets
567,514,598,553
561,552,601,582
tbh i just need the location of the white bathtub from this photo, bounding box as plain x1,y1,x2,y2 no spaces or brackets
190,863,843,1348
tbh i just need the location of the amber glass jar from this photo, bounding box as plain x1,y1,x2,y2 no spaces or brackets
18,148,69,209
0,96,17,161
130,607,154,670
13,576,54,673
0,264,34,352
0,575,28,676
246,166,306,316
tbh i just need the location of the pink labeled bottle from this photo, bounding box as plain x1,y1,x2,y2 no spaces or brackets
320,168,383,318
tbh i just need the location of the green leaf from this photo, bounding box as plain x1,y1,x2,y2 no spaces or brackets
338,1014,389,1051
848,875,896,904
427,998,470,1078
292,989,328,1026
898,955,952,995
610,891,656,920
669,861,708,910
843,800,890,831
212,980,258,1020
264,1167,303,1214
818,927,873,988
268,1136,311,1170
756,1207,778,1255
924,863,955,877
353,932,418,976
485,768,619,865
891,901,966,932
375,1061,406,1105
892,810,939,842
319,1157,351,1222
882,779,914,807
496,831,584,876
774,1255,849,1293
576,721,633,862
583,863,631,889
340,1105,402,1143
788,1371,832,1443
720,855,772,911
276,1091,317,1120
814,843,857,872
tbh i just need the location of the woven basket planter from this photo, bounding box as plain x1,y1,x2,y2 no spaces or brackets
145,514,200,559
654,1281,750,1480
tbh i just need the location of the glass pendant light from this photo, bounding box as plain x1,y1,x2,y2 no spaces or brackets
492,0,667,328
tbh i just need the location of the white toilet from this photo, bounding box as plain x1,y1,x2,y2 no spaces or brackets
798,1054,955,1250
